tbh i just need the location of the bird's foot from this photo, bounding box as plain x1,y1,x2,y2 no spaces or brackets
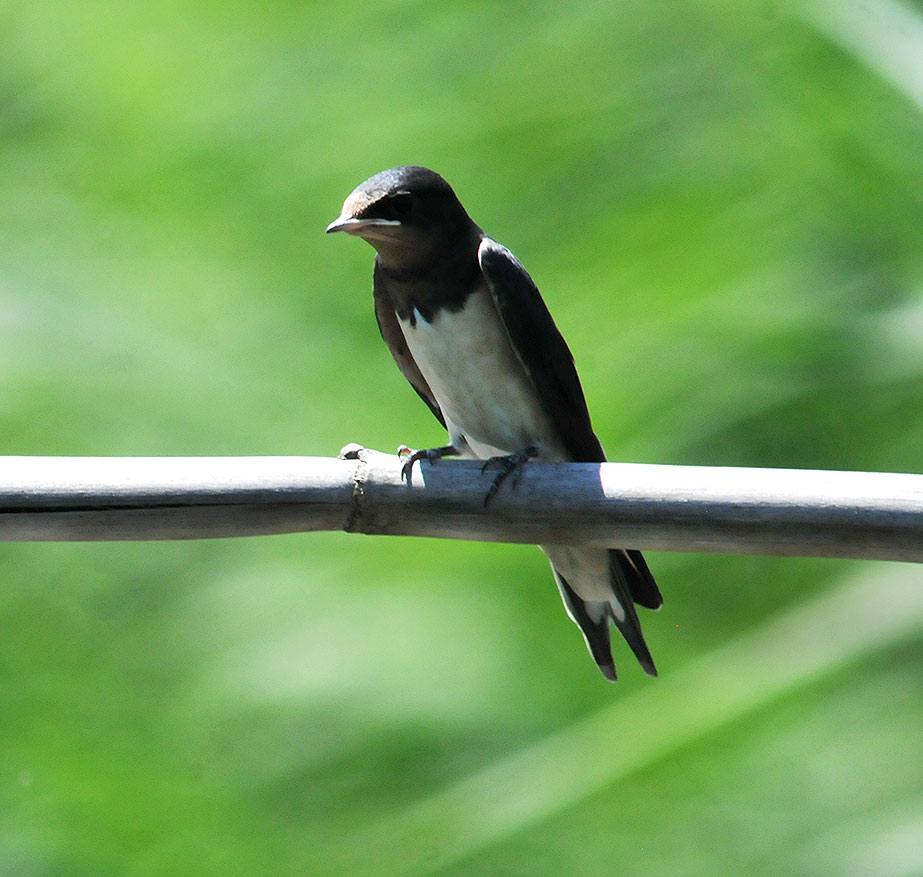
480,446,538,506
398,444,459,484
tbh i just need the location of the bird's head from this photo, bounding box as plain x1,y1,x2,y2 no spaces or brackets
326,166,476,264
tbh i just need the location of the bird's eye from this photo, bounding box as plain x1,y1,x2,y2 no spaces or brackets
390,192,413,220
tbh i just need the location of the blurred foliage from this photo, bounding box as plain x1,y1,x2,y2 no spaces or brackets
1,0,922,874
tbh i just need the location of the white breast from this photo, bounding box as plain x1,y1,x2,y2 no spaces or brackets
398,288,565,460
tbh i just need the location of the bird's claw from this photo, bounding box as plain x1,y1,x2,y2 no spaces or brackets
398,444,457,484
481,446,538,506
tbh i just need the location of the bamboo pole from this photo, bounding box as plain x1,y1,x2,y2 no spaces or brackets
0,446,921,562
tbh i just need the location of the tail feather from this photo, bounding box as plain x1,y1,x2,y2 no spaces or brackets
548,547,659,681
606,552,658,677
553,571,618,681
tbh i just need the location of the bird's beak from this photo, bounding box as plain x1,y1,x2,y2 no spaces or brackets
325,216,401,235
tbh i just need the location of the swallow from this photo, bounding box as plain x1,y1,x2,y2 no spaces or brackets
327,166,661,680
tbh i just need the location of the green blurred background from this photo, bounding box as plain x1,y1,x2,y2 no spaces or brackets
2,1,922,873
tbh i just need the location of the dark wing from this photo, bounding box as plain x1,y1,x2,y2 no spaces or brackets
372,271,446,428
621,548,663,610
478,237,603,462
480,238,664,618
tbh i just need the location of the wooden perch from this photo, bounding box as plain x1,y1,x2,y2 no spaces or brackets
0,446,921,562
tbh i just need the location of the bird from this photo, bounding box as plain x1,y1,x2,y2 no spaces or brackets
327,166,661,681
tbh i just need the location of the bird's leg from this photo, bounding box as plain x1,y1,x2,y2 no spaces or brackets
480,445,538,506
398,444,460,484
